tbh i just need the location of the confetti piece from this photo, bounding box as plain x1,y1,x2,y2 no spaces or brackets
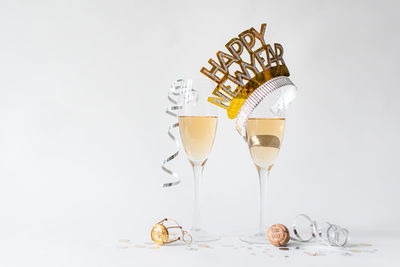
363,249,378,253
284,255,289,258
116,239,131,249
342,252,352,256
360,243,372,247
304,252,318,256
198,244,211,248
279,247,289,250
152,246,160,249
349,249,361,253
134,245,146,248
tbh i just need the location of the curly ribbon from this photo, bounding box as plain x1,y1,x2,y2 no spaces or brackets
291,214,349,247
162,79,196,187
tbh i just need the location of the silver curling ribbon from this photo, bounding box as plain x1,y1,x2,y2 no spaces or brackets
162,79,197,187
291,214,350,247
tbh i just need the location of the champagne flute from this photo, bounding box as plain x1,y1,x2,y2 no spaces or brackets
179,88,219,242
240,106,286,244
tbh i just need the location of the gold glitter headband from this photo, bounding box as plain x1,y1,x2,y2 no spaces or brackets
201,23,296,135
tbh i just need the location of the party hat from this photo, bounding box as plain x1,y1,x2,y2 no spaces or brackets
201,23,297,135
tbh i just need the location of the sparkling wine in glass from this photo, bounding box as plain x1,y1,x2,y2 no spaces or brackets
178,89,219,242
179,116,217,166
241,117,285,244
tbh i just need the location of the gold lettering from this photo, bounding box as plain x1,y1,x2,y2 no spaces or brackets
251,23,267,45
239,30,255,52
225,38,244,60
274,43,285,65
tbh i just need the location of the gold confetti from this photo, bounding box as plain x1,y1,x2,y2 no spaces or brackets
304,252,318,256
198,244,211,248
349,249,361,253
360,243,372,247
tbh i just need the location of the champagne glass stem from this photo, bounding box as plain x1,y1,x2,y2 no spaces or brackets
258,167,269,234
192,163,204,231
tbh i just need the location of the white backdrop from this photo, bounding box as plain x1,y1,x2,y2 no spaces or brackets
0,0,399,250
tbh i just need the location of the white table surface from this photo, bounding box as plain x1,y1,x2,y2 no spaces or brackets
2,231,399,267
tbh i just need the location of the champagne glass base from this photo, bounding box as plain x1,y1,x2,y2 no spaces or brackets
240,232,269,244
190,229,220,243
